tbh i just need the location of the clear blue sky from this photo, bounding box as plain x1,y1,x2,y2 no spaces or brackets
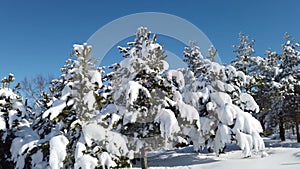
1,0,300,82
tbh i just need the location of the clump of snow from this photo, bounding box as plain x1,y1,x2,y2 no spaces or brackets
237,71,247,85
252,132,265,153
8,110,18,129
161,60,170,72
10,127,40,169
183,91,203,109
0,114,6,130
83,90,96,111
209,61,225,76
0,88,16,99
75,139,86,161
42,99,66,120
200,87,210,103
171,91,200,128
177,101,200,128
232,105,263,134
155,108,180,138
31,150,47,168
61,83,72,99
167,70,185,91
240,93,260,113
99,152,117,169
74,154,98,169
210,92,232,106
214,124,231,153
114,81,150,107
200,117,215,136
122,109,139,125
49,135,69,169
119,58,140,74
73,43,92,57
225,65,237,77
89,69,103,88
216,103,236,126
82,123,130,157
12,101,25,113
236,130,253,157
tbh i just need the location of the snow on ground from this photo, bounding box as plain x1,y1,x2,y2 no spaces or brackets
206,147,300,169
132,139,300,169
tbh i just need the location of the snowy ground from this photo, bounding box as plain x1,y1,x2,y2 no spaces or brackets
132,138,300,169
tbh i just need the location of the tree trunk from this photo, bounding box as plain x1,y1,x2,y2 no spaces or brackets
279,116,285,141
295,112,300,143
296,123,300,143
141,148,148,169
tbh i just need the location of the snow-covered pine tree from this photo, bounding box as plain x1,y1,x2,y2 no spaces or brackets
12,43,130,169
230,33,271,130
261,33,300,141
183,41,205,78
231,33,263,95
232,32,255,73
102,27,200,168
207,45,217,62
181,42,264,157
0,74,34,168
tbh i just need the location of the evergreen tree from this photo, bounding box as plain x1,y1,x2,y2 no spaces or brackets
104,27,200,168
208,45,217,62
261,33,300,141
10,43,130,169
182,43,264,157
231,33,270,130
183,41,205,78
0,74,33,168
232,33,264,94
232,32,255,73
